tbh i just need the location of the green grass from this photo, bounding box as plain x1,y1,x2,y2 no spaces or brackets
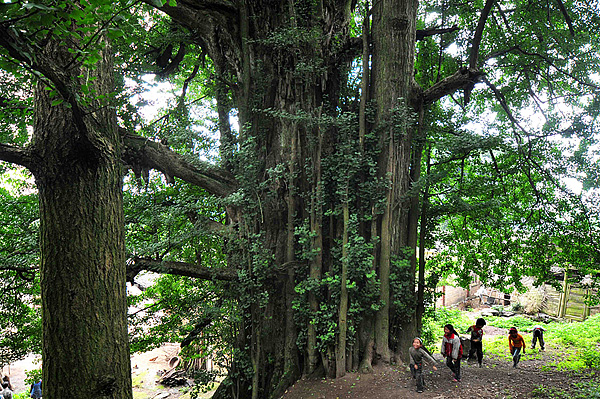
424,309,600,372
421,307,473,350
132,370,148,388
484,314,543,330
531,380,600,398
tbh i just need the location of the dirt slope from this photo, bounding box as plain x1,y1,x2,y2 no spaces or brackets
281,355,586,399
282,323,595,399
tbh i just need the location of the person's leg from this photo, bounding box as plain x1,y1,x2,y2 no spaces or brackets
410,363,416,379
512,347,521,367
446,357,455,377
540,332,545,350
415,364,424,392
454,358,461,381
532,330,539,349
468,343,476,361
476,342,483,366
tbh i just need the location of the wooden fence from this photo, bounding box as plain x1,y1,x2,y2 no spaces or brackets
541,278,600,322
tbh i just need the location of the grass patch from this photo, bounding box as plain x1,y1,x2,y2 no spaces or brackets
531,380,600,398
421,307,473,350
424,310,600,372
132,370,148,388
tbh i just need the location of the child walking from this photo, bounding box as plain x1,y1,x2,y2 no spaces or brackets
530,325,546,351
508,327,526,368
409,337,438,393
441,323,462,382
466,317,486,367
1,382,13,399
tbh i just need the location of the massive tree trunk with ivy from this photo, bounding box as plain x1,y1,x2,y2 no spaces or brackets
142,1,430,397
371,0,420,363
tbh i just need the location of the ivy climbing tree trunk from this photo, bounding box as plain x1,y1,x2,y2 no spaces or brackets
134,0,499,396
336,185,350,378
371,0,420,363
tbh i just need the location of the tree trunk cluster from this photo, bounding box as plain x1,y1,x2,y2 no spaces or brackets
152,1,427,398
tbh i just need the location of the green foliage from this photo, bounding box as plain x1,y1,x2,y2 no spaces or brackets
1,0,600,396
24,368,43,386
0,178,41,366
482,314,600,371
485,315,540,330
531,380,600,398
420,308,472,350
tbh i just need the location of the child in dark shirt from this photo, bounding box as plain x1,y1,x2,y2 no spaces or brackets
409,337,438,393
466,317,486,367
530,325,546,351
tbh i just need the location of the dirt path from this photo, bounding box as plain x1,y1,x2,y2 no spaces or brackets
282,322,596,399
281,355,587,399
2,344,192,398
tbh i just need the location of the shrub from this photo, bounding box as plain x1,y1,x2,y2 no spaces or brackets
421,307,473,351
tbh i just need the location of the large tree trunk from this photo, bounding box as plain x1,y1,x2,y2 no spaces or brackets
157,0,428,395
371,0,420,363
31,38,132,398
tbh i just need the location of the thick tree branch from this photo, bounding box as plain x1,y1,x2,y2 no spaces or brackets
465,0,495,105
422,67,485,105
469,0,495,70
0,25,87,131
416,26,458,41
144,0,240,71
122,131,238,197
554,0,575,37
126,257,238,282
0,143,32,169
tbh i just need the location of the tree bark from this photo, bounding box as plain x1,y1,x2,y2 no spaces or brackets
30,37,132,398
336,186,350,378
371,0,419,363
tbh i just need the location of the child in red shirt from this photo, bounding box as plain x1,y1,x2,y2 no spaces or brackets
441,324,463,381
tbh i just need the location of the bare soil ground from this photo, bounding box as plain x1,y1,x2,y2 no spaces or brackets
282,357,586,399
282,325,597,399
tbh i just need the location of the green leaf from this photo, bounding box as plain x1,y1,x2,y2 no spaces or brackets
50,98,64,107
23,2,56,11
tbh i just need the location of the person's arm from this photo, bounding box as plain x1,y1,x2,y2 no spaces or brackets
420,348,438,370
509,336,514,353
421,348,437,365
425,349,438,370
520,336,526,353
451,337,460,360
466,326,473,333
